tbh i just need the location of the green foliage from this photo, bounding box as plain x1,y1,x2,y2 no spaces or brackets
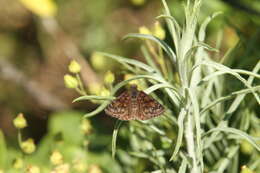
1,0,259,172
1,111,123,173
73,0,260,172
48,111,85,145
0,130,7,169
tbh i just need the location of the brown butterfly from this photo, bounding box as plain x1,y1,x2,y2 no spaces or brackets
105,85,164,120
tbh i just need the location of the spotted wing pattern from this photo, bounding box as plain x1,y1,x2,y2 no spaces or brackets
105,91,133,120
137,91,164,120
105,85,165,121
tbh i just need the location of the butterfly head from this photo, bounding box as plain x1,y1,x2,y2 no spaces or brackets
129,84,138,98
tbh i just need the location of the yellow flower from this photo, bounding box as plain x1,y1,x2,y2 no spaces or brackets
73,159,87,172
26,165,40,173
153,21,165,40
81,119,92,135
13,113,27,129
131,0,146,6
64,74,78,89
88,83,105,104
21,138,36,154
88,165,102,173
90,52,107,71
104,71,115,85
241,165,254,173
99,87,110,97
68,60,81,73
19,0,57,17
139,26,151,35
50,150,63,165
50,163,70,173
240,140,254,155
13,158,24,169
88,83,102,95
124,74,147,90
124,74,138,85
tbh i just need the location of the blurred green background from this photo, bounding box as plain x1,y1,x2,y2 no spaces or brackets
0,0,259,172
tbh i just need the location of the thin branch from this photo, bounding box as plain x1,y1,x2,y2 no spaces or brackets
0,59,68,110
41,18,101,87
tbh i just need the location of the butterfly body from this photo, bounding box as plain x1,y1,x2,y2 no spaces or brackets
105,85,164,121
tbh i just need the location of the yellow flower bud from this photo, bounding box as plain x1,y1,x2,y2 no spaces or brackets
73,159,87,172
19,0,57,18
13,158,24,169
50,150,63,165
51,163,70,173
153,21,165,40
241,165,254,173
124,74,139,86
21,138,36,154
99,87,110,97
104,71,115,85
139,26,151,35
81,119,92,135
13,113,27,129
240,140,254,155
26,165,40,173
88,83,102,95
68,60,81,73
88,165,102,173
124,74,146,90
90,52,106,71
64,74,78,89
131,0,146,6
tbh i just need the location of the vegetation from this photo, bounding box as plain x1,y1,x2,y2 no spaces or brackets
0,0,259,173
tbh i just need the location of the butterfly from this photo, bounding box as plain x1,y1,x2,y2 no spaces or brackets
105,85,164,120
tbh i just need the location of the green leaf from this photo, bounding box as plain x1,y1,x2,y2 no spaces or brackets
73,95,115,103
141,45,161,74
203,127,260,151
182,42,218,68
161,0,180,56
170,108,186,161
197,42,219,52
123,33,177,64
187,88,204,170
200,86,260,116
144,83,179,96
84,101,110,118
112,120,123,159
193,60,260,104
178,159,188,173
48,111,85,145
198,12,222,41
226,61,260,115
156,14,181,45
97,52,156,73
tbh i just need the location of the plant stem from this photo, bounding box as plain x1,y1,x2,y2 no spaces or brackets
18,130,22,145
185,109,199,173
75,87,86,96
76,73,87,95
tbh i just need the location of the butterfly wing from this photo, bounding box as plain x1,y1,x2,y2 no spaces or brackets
137,91,164,120
105,91,134,120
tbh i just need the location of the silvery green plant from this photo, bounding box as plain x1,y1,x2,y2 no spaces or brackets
74,0,260,172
